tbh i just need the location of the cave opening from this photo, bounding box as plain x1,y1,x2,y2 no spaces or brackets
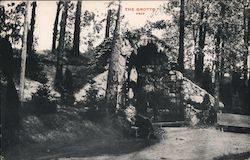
126,43,180,121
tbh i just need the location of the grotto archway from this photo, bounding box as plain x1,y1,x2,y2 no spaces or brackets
125,43,184,122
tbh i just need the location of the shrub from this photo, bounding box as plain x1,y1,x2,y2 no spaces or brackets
26,54,48,84
202,68,213,95
31,83,57,114
61,68,75,104
84,88,105,122
2,79,21,149
54,67,64,93
232,72,241,93
0,38,20,149
198,94,216,125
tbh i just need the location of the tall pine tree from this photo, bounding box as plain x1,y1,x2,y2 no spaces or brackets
52,1,62,53
55,0,69,91
105,1,122,116
72,0,82,56
27,1,36,55
177,0,185,72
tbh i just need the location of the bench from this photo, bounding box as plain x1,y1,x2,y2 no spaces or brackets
217,113,250,133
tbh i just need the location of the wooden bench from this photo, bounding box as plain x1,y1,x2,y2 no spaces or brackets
217,113,250,133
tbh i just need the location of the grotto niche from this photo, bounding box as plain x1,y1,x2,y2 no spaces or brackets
125,43,184,123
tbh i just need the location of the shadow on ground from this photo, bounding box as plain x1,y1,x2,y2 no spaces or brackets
213,152,250,160
6,137,159,160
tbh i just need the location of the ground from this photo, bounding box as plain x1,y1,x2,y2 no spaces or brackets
11,127,250,160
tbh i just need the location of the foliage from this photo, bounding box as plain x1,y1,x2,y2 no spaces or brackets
159,0,245,72
54,67,64,93
201,68,213,95
2,78,20,149
61,68,75,104
197,94,216,125
81,10,105,50
231,72,242,93
31,83,57,114
150,20,167,30
26,54,48,84
65,2,75,50
83,87,105,122
63,2,105,52
0,2,26,45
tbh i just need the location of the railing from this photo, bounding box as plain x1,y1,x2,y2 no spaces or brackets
152,121,186,128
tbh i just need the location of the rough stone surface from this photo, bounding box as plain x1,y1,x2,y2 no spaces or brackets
172,71,224,126
77,32,224,126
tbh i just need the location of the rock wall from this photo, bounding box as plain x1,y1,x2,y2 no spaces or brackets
80,33,224,126
78,64,223,126
168,70,224,126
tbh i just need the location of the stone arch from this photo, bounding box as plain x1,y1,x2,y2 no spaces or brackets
128,33,171,58
124,33,172,80
122,36,184,122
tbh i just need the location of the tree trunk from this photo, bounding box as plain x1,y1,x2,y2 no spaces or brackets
105,9,112,38
195,3,206,79
177,0,185,72
248,10,250,79
105,1,121,116
220,3,226,83
72,0,82,56
55,1,68,90
52,1,62,53
214,26,221,121
1,37,21,150
243,6,249,80
220,40,225,79
214,2,225,117
27,1,36,56
19,2,29,103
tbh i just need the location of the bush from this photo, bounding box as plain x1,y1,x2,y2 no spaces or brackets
232,72,241,93
61,68,75,104
198,94,216,125
26,54,48,84
202,68,213,95
54,67,64,92
31,83,57,114
0,37,20,149
83,88,105,122
2,79,21,149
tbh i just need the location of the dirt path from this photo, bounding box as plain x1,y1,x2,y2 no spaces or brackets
21,127,250,160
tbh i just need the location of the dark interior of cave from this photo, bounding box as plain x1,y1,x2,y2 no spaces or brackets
126,43,184,122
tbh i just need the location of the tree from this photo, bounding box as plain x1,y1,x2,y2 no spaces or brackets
177,0,185,72
72,0,82,56
27,1,36,55
61,68,75,104
214,1,226,114
219,2,226,83
31,83,56,114
52,1,62,53
105,9,112,38
105,0,121,116
19,1,29,103
243,3,250,80
0,39,20,148
64,2,75,50
81,10,105,51
195,1,207,79
0,2,26,46
55,0,69,91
